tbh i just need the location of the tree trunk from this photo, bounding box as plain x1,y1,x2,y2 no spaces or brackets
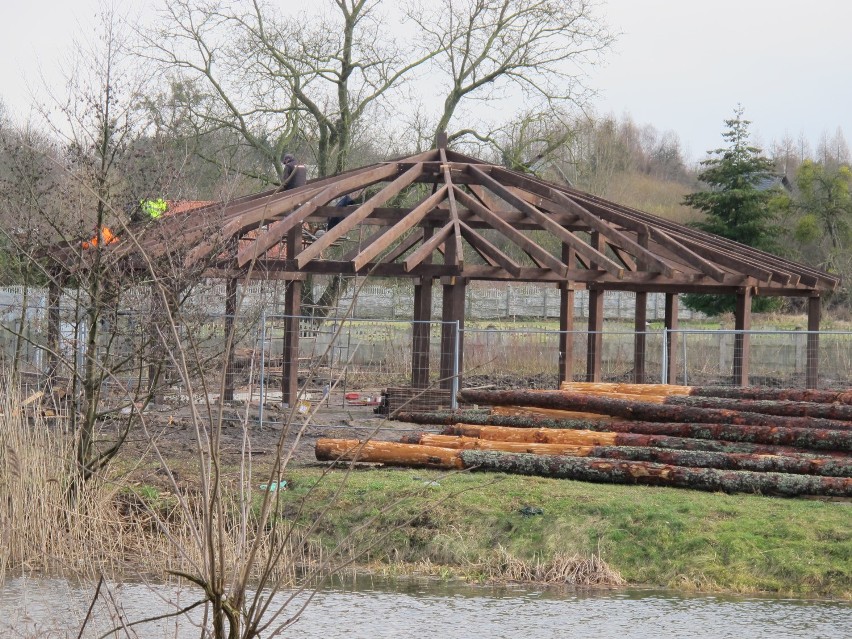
315,438,462,469
396,409,852,452
443,423,845,458
417,434,852,478
458,451,852,498
666,395,852,424
690,386,852,404
458,389,852,432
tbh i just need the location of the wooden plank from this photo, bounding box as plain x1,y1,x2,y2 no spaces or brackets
295,163,424,268
733,288,752,386
352,186,449,271
468,165,625,278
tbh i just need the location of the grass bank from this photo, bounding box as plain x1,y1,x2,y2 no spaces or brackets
277,467,851,599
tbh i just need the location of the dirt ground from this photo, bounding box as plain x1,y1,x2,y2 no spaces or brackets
111,388,443,480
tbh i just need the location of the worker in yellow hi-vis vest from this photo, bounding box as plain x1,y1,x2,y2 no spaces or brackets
140,197,168,219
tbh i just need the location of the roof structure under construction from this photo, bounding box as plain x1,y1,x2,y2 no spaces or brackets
72,146,837,296
47,142,840,400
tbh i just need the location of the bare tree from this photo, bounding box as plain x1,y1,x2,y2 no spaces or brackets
409,0,614,145
146,0,439,179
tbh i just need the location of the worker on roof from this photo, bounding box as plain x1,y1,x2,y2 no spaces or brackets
81,225,118,249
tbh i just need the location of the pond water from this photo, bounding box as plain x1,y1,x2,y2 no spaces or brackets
1,575,849,638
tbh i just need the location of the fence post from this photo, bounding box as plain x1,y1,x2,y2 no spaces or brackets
661,327,669,384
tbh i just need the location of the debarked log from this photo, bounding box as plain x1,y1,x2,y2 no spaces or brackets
559,382,692,397
444,424,847,458
417,434,852,478
665,395,852,425
315,439,462,469
458,451,852,498
458,389,852,432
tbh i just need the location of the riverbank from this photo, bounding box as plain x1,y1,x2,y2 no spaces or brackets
271,466,851,599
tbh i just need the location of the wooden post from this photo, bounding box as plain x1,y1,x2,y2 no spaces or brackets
586,233,604,382
412,226,435,389
806,294,821,389
733,287,752,386
633,233,649,384
412,277,433,388
664,293,678,385
47,278,61,379
634,292,648,384
439,277,465,391
282,226,302,407
558,244,575,384
223,277,238,402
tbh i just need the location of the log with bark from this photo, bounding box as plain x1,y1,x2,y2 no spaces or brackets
416,434,852,478
315,438,462,469
458,389,852,432
665,395,852,424
394,410,852,453
458,450,852,498
493,405,614,421
444,424,846,458
560,381,852,405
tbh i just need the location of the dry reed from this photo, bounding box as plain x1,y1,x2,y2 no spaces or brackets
481,546,625,587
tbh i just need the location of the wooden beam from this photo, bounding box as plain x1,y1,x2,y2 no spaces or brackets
458,221,523,278
491,167,674,277
236,163,400,267
378,229,425,264
452,186,569,276
441,148,464,269
468,165,625,278
405,223,454,272
352,185,449,271
295,163,424,268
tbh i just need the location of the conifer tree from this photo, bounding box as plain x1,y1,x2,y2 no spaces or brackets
683,107,786,315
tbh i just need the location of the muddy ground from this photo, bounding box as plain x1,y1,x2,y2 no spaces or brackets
111,389,447,484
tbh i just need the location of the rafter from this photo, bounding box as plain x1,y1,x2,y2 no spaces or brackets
351,185,449,271
467,165,625,279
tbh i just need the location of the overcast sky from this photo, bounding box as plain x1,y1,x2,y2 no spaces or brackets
2,0,849,162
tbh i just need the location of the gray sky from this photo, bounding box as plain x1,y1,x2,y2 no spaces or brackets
2,0,850,162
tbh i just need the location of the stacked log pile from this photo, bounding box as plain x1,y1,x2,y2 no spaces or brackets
315,383,852,498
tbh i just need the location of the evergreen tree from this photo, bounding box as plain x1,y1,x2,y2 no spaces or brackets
683,107,786,316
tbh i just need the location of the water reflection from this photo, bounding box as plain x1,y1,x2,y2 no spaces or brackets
1,575,849,638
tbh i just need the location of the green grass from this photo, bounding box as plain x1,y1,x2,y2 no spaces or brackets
276,467,852,598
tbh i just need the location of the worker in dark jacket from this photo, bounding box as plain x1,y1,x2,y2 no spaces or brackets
327,188,364,231
281,153,298,189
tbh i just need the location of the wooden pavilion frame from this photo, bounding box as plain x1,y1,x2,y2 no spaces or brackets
47,137,840,405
